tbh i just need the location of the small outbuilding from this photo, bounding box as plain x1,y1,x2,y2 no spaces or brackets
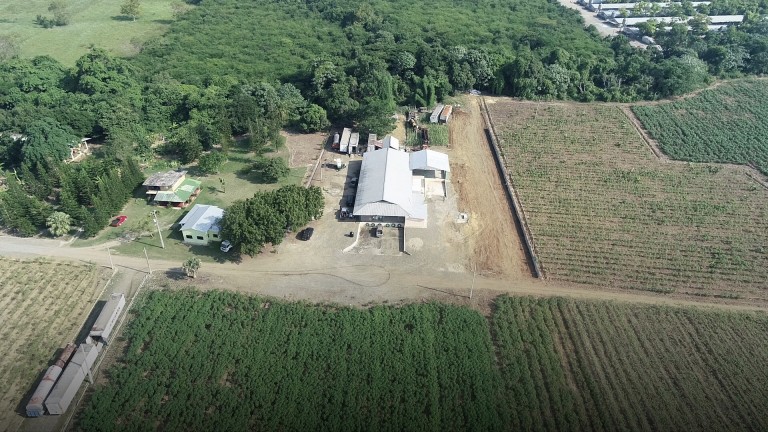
383,135,400,150
409,149,451,177
178,204,224,245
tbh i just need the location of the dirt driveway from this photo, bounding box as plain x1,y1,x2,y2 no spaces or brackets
450,97,530,280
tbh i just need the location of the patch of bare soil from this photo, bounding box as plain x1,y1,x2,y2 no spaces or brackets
282,131,327,168
448,97,530,280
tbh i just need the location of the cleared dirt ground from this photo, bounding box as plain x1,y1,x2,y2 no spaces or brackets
449,97,530,280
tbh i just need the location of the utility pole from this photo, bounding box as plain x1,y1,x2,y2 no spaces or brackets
107,248,114,270
143,247,152,275
152,210,165,249
470,269,476,300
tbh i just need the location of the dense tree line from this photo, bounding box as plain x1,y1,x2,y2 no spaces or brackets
0,157,144,236
135,0,768,107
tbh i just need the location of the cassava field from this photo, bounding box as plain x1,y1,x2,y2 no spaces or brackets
0,258,103,432
485,100,768,301
632,79,768,174
76,290,768,431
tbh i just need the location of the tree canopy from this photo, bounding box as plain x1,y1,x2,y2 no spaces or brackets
220,186,323,256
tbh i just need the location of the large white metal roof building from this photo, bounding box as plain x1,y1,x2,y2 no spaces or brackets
353,147,427,220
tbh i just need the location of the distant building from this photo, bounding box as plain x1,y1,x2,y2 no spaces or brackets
178,204,224,245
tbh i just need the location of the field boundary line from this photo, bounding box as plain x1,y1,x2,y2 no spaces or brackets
478,97,543,278
620,106,768,191
61,271,151,432
305,148,325,188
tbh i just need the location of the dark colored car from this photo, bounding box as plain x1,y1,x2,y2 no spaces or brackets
110,215,128,227
299,227,314,241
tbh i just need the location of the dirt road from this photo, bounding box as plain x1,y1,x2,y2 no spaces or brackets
450,98,529,280
555,0,619,37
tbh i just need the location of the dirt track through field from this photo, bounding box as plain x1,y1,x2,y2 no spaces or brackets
449,98,529,280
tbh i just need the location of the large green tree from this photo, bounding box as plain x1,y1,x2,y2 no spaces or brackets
220,186,323,256
120,0,141,21
21,117,78,166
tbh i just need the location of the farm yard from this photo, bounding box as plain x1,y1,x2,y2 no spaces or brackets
0,258,105,432
633,79,768,174
74,290,768,431
485,100,768,300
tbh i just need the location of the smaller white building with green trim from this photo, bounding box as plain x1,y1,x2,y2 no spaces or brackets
178,204,224,246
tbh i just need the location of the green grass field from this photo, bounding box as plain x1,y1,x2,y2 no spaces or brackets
0,0,177,65
633,79,768,174
487,100,768,300
75,291,768,431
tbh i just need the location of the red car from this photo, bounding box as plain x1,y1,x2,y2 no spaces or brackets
110,215,128,227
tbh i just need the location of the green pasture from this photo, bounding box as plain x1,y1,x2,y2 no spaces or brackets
0,0,177,65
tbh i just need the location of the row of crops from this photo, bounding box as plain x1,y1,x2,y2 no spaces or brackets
493,296,768,431
76,289,508,431
632,79,768,175
75,290,768,431
488,101,768,299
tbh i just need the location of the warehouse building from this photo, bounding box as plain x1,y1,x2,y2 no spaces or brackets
352,147,450,225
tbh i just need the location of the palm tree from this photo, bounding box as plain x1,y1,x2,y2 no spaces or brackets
182,257,201,278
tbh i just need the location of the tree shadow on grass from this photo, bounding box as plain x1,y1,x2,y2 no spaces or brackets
111,15,134,21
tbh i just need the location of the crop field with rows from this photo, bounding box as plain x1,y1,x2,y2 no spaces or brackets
0,259,102,432
632,79,768,174
493,296,768,431
486,100,768,299
76,291,768,431
77,290,508,431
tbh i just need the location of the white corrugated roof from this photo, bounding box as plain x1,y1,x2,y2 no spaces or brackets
353,148,414,217
410,149,451,172
383,135,400,150
178,204,223,233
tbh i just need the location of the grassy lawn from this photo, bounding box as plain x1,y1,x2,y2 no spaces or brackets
0,0,178,65
75,144,307,262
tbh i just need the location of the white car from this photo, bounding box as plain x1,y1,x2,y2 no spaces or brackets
220,240,233,252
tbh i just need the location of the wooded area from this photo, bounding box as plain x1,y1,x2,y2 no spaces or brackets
2,0,768,235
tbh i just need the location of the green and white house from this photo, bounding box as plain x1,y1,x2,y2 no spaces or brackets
178,204,224,246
